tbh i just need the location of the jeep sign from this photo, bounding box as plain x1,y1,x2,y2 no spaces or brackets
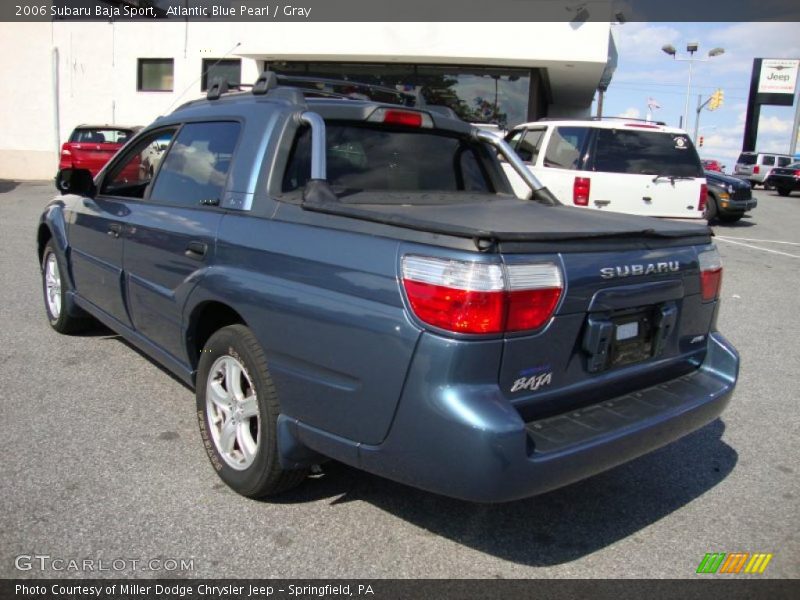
757,59,800,95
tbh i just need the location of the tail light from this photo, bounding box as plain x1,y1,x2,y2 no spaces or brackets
794,170,800,177
401,256,562,334
573,177,590,206
698,248,723,302
698,183,708,212
753,165,760,174
368,108,433,128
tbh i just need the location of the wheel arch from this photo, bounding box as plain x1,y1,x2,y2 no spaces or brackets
185,300,248,372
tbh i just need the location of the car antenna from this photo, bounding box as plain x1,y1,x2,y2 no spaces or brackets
162,42,241,114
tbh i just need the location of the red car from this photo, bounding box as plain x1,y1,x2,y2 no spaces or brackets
59,125,140,177
701,159,724,173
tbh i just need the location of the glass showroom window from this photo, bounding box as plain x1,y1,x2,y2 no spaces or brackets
267,62,532,129
201,59,242,91
138,58,174,92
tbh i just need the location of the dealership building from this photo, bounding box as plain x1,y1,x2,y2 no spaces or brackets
0,20,617,180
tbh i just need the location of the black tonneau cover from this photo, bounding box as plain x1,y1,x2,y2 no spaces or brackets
301,192,713,247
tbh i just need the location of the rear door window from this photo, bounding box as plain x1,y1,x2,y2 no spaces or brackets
283,124,492,194
517,128,546,163
544,126,590,170
762,155,775,166
591,129,703,177
149,121,241,207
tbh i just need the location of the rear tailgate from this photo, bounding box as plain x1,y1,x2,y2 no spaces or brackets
68,142,122,173
500,243,716,422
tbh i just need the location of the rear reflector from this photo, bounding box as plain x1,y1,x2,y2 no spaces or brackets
401,256,562,334
699,183,708,212
573,177,590,206
368,108,433,128
698,248,723,302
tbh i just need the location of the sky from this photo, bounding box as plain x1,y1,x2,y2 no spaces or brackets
599,22,800,168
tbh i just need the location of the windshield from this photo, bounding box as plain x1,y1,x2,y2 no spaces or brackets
591,129,703,177
283,123,493,194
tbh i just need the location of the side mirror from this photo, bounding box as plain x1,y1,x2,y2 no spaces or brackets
55,168,96,197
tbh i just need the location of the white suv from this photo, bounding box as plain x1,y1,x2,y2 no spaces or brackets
502,119,707,221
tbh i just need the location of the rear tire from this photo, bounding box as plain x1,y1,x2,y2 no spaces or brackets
777,187,791,197
41,241,88,334
196,324,307,498
750,181,756,189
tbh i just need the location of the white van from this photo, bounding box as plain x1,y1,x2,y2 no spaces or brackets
502,119,707,221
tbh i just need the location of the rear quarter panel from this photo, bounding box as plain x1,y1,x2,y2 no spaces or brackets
187,214,422,445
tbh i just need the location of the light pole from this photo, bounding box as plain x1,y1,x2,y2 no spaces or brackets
662,43,725,133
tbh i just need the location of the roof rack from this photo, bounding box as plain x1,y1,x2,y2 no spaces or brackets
206,70,418,107
591,116,667,126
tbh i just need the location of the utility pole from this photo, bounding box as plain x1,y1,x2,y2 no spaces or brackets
694,89,723,143
791,87,800,156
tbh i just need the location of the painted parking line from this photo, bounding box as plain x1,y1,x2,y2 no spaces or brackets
715,237,800,259
714,236,800,247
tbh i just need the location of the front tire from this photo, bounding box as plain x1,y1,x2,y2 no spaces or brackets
41,241,87,334
704,195,718,223
196,324,307,498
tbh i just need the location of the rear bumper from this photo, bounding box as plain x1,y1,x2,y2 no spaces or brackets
283,332,738,503
766,175,800,190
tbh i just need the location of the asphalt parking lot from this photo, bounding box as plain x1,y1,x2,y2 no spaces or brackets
0,180,798,579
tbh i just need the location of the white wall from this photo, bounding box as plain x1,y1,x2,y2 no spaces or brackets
0,21,611,180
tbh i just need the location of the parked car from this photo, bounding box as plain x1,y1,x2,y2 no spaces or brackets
502,119,708,221
703,170,757,222
59,125,141,177
38,73,739,503
701,159,725,173
765,162,800,196
734,151,793,188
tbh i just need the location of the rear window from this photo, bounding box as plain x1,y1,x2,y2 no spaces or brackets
69,128,133,144
737,153,757,165
282,124,492,194
592,129,703,177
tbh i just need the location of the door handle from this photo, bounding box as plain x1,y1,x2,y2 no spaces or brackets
185,241,208,260
107,223,123,238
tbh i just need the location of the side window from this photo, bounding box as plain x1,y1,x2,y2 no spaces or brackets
517,128,545,163
761,155,775,166
544,126,590,170
505,130,524,149
101,129,177,199
777,157,791,167
149,122,241,207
